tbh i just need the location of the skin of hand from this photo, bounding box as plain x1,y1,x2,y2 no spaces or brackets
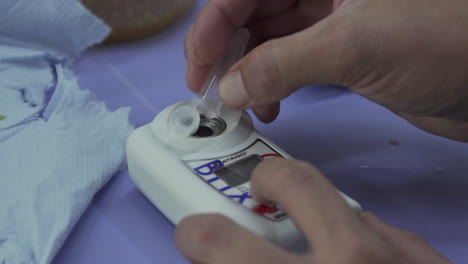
175,158,453,264
179,1,464,262
184,0,468,141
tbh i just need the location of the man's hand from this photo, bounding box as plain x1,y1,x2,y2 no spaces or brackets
184,0,468,141
175,158,452,264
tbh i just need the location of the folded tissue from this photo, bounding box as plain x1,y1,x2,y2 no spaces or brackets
0,0,134,263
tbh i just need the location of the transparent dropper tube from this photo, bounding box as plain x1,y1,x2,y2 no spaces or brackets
191,29,250,119
167,29,250,138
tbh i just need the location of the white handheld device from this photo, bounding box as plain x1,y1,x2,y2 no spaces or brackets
126,29,361,251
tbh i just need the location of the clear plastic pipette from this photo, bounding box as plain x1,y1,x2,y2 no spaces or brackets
168,29,249,137
191,29,250,119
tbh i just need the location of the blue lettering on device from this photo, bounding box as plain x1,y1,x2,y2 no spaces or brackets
229,192,252,204
194,160,224,175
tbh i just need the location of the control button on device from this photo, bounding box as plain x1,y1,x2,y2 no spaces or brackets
253,204,279,215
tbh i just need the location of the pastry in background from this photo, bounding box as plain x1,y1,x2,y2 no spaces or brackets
82,0,194,43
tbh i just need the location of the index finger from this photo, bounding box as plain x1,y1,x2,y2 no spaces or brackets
192,0,260,65
250,158,364,248
185,0,260,92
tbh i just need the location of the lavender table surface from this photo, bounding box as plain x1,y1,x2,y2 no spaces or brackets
53,1,468,263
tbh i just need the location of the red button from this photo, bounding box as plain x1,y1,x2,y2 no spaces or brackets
265,206,278,214
253,204,278,215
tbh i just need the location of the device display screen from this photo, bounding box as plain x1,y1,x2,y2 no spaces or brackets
215,155,263,187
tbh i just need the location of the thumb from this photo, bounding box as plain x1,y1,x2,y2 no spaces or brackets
218,14,357,109
361,212,452,263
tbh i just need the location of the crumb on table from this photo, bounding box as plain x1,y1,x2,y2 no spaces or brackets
0,115,5,120
389,139,400,146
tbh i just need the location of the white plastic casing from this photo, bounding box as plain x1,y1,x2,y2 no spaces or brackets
126,100,361,251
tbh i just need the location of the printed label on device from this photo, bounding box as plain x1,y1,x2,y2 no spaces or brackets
183,139,288,222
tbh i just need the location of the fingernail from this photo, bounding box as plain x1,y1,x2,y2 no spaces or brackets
219,71,249,108
185,62,192,90
192,45,208,66
187,25,208,66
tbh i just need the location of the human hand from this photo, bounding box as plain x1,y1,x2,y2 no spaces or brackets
175,158,453,264
184,0,468,141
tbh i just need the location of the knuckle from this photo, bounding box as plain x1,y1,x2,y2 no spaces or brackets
183,214,232,248
242,40,285,102
400,230,424,243
338,235,382,262
269,160,317,191
327,21,373,85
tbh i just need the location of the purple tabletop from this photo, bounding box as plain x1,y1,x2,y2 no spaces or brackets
53,1,468,263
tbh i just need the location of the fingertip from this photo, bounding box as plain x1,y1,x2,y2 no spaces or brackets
221,36,308,109
253,103,280,123
250,157,290,200
185,62,194,92
250,157,281,202
191,39,210,66
219,70,250,109
185,24,210,93
174,214,200,245
174,214,233,261
185,23,208,66
186,62,211,93
183,24,193,60
174,215,193,254
251,158,363,243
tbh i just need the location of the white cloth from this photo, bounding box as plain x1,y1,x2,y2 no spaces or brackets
0,0,134,263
